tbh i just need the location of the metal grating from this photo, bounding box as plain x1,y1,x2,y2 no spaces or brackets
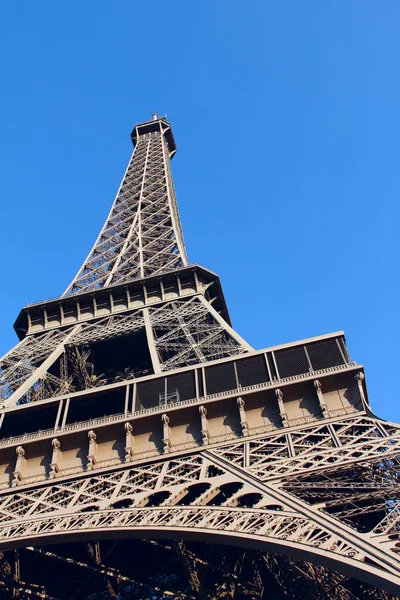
137,378,165,410
307,338,346,371
67,389,125,423
0,404,59,439
166,371,196,402
236,355,269,387
274,346,310,379
205,362,237,395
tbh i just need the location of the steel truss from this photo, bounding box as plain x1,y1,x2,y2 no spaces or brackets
0,415,398,596
1,542,393,600
63,118,187,295
0,295,249,407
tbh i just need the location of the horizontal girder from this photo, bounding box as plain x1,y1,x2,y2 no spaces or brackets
0,416,399,594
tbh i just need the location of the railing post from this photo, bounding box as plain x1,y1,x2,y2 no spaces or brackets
124,385,130,416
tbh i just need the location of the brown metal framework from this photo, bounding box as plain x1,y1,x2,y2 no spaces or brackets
0,115,398,599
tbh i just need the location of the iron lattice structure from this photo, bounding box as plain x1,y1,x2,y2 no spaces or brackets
0,115,399,599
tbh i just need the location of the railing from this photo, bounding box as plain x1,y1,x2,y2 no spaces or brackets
134,362,356,416
24,264,199,307
0,362,358,449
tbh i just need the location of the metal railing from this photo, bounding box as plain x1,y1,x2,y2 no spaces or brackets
0,362,357,449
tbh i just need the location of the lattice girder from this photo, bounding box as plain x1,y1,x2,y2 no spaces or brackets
1,293,250,408
0,417,399,594
63,118,188,295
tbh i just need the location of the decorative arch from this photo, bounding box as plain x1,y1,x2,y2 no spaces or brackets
0,508,399,595
0,426,399,597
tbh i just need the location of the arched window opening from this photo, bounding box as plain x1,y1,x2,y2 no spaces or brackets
207,482,243,506
175,483,211,505
111,498,134,509
80,505,100,513
235,493,263,508
145,491,171,507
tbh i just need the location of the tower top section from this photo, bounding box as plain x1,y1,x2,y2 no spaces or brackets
60,113,186,296
131,115,177,158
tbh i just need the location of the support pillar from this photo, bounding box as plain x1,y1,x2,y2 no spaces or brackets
199,405,210,445
314,379,328,417
49,438,61,479
124,422,134,462
162,414,171,454
275,388,288,427
87,430,97,470
12,446,26,487
237,397,249,436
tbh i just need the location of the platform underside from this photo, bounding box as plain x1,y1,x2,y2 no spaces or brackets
0,538,395,599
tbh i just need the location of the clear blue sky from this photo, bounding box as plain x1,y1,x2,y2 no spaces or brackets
1,2,399,421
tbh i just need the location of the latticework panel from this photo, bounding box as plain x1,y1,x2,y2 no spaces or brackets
213,417,400,479
150,297,248,370
0,310,147,406
0,295,250,408
0,327,77,403
0,415,400,595
64,120,187,295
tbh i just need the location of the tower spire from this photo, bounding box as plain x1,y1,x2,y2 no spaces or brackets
63,116,187,296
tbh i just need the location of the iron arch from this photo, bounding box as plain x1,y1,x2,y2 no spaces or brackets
0,507,399,596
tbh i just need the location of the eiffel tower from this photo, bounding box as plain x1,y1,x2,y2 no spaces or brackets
0,114,399,599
